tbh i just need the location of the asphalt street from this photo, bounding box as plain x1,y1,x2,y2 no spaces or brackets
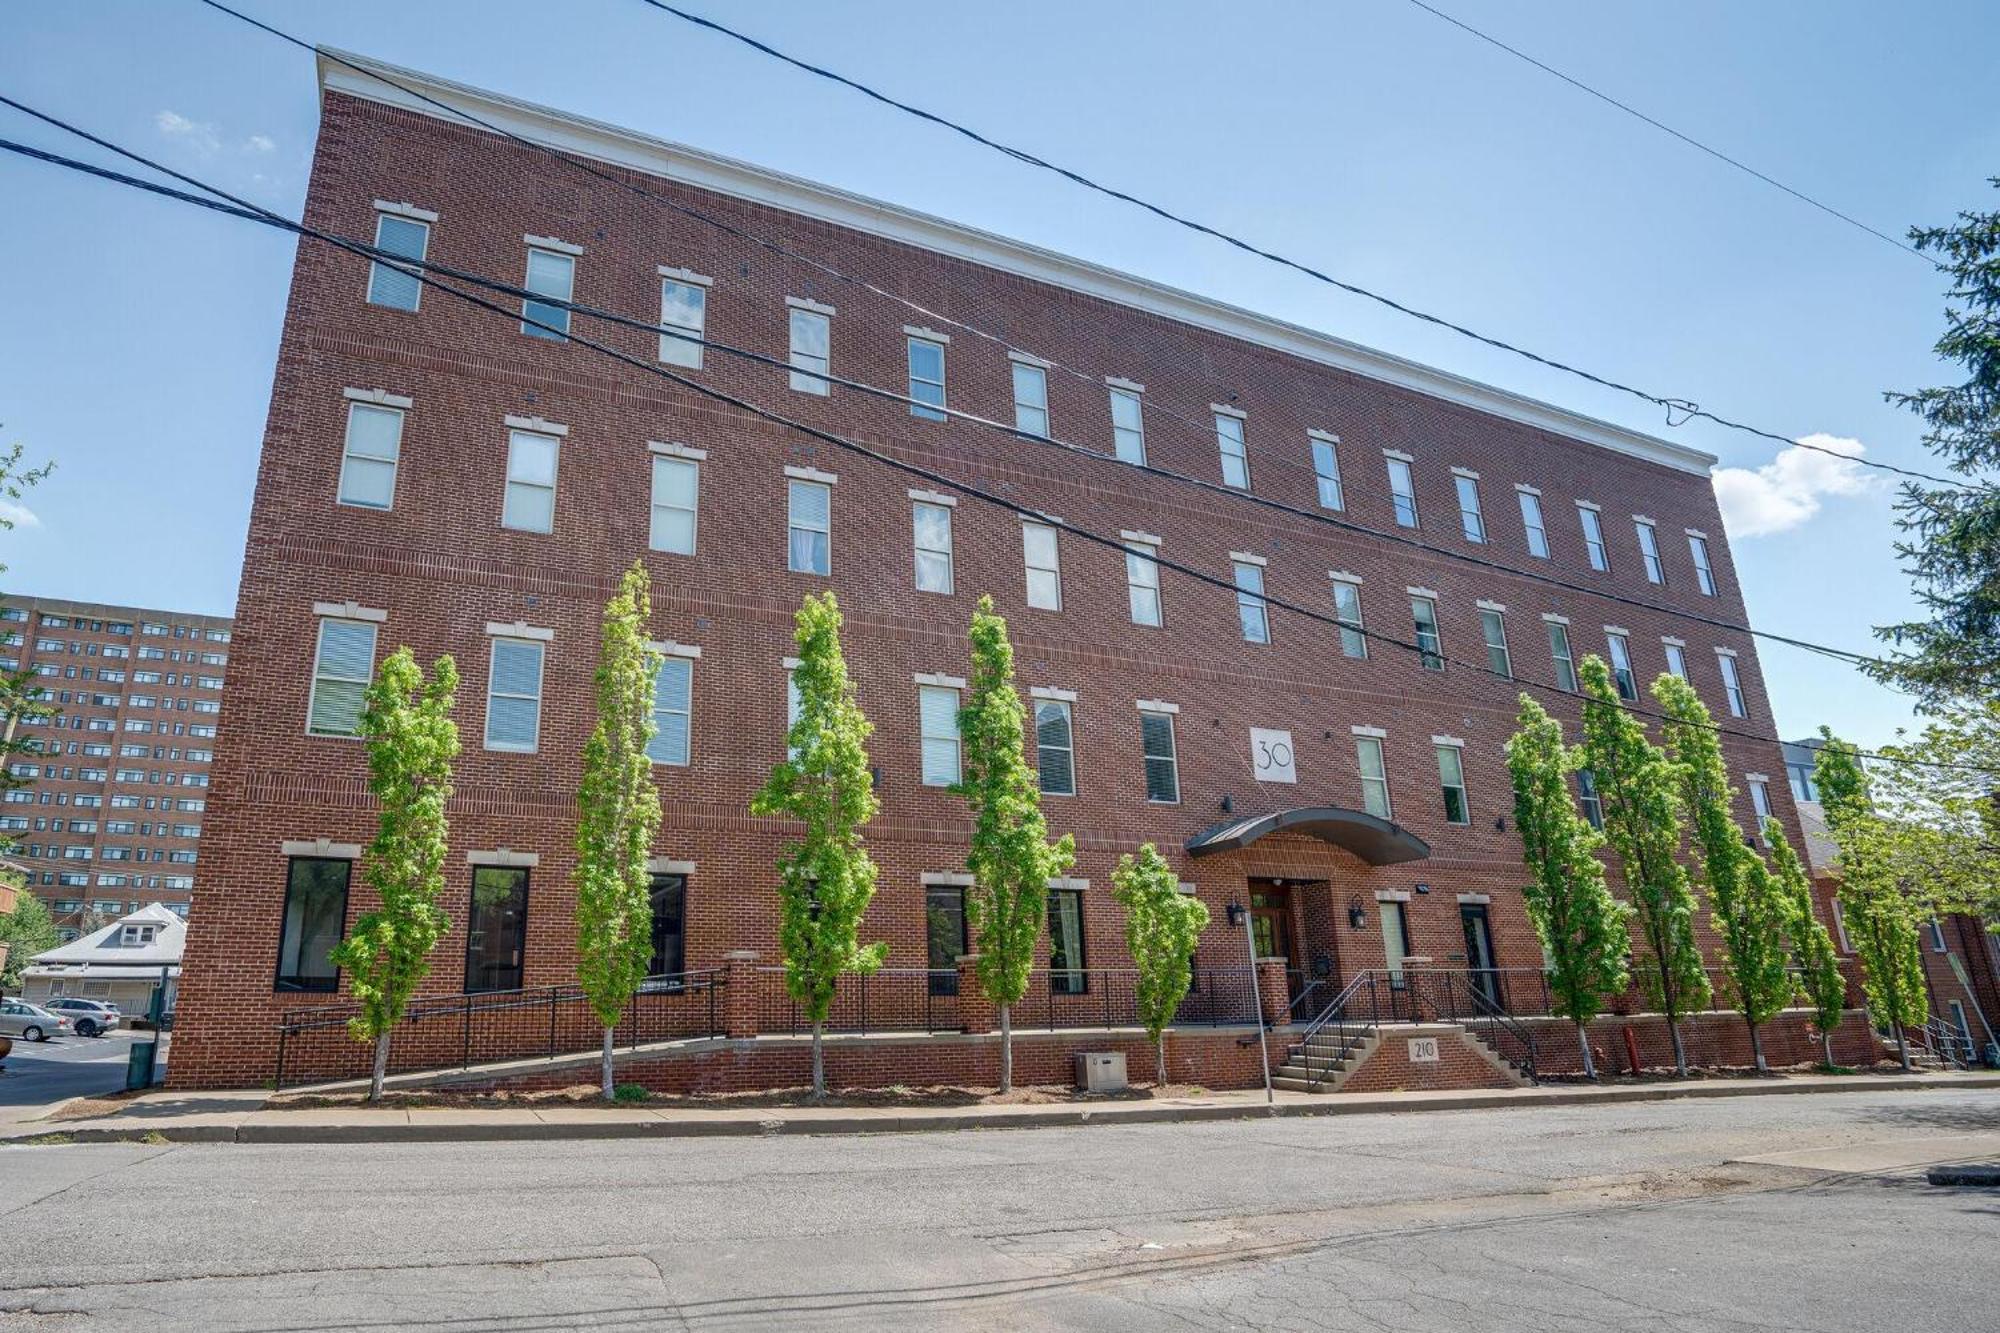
1,1087,1995,1330
0,1029,153,1127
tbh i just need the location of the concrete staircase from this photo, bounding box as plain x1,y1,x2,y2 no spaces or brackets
1272,1028,1381,1093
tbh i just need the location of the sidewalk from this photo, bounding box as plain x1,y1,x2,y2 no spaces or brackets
7,1070,1999,1145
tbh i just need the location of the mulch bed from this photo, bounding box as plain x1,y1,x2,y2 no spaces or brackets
265,1081,1213,1112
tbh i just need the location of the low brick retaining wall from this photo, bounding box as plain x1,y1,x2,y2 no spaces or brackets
1516,1008,1878,1077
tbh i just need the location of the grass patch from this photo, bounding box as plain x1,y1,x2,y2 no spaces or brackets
611,1083,651,1104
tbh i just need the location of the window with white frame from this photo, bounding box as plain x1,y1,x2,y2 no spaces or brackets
907,336,946,421
307,618,377,737
1022,521,1062,611
1688,531,1716,596
1479,607,1511,677
1577,767,1603,829
649,454,699,555
1436,743,1469,824
1635,519,1665,584
1011,360,1049,437
1578,504,1609,571
1831,896,1851,951
1747,775,1771,823
1355,734,1391,819
1547,619,1578,691
1386,454,1419,528
1411,595,1444,671
1663,639,1688,679
1455,473,1486,543
1109,385,1146,464
338,401,403,510
1140,708,1179,803
1233,559,1269,643
1125,540,1161,626
485,637,545,752
367,207,429,310
1718,651,1747,718
912,499,954,594
1214,411,1249,489
1310,434,1344,510
1035,698,1075,796
787,479,831,575
1606,631,1637,701
1331,577,1366,659
788,304,831,394
521,244,576,340
919,684,961,786
1929,918,1948,953
503,429,559,533
658,272,708,368
648,655,692,766
1518,488,1549,558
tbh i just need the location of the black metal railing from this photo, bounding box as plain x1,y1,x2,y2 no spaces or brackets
753,967,963,1036
1436,971,1539,1083
1911,1016,1975,1069
273,968,726,1090
1287,972,1381,1091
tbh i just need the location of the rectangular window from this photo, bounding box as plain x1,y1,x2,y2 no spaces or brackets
648,655,692,766
1356,735,1391,820
1455,474,1486,543
485,637,545,752
1234,560,1269,644
1141,709,1179,803
649,455,698,555
648,873,686,977
465,865,528,993
1011,361,1049,437
1635,520,1665,584
1214,413,1249,489
1788,762,1818,804
1311,436,1344,510
1831,897,1851,952
1109,386,1146,464
1411,595,1444,671
502,429,559,533
787,479,831,575
1929,918,1948,953
1577,768,1603,829
1035,699,1075,796
308,618,377,737
658,276,707,368
1479,607,1511,677
1519,489,1549,558
1606,632,1637,701
1548,621,1578,691
1387,455,1419,528
1022,522,1062,611
338,402,403,510
1125,541,1162,626
367,212,428,310
1331,579,1366,659
1718,652,1747,718
907,336,946,421
1578,505,1609,572
1748,776,1771,823
1380,898,1411,984
788,306,830,394
1689,533,1716,596
1663,640,1688,680
276,856,350,992
912,500,954,594
1437,744,1469,824
1048,888,1086,994
926,884,967,994
919,684,961,787
521,246,575,340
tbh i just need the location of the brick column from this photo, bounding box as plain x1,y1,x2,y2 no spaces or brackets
1255,957,1290,1027
956,954,996,1034
722,950,760,1040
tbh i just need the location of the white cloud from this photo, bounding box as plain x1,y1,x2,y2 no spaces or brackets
1712,433,1878,538
155,109,221,156
0,499,41,530
243,134,276,154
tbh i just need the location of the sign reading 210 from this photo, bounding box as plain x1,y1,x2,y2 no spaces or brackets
1250,728,1297,784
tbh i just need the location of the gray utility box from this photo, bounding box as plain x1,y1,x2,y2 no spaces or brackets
1075,1051,1128,1092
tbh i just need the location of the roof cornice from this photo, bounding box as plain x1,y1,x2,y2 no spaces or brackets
316,48,1717,477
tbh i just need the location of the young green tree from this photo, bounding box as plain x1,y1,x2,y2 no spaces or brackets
0,439,58,856
328,648,460,1101
0,889,58,992
574,562,665,1100
1504,695,1630,1079
1814,732,1928,1071
1111,842,1209,1087
1852,697,2000,920
1872,179,2000,706
750,593,886,1098
956,596,1075,1093
1652,674,1794,1072
1766,819,1850,1068
1577,655,1709,1076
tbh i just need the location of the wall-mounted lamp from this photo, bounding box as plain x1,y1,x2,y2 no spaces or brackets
1220,793,1233,813
1493,816,1507,832
1346,895,1368,930
1414,882,1431,895
1225,900,1246,928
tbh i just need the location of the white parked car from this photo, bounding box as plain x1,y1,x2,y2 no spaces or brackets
41,998,123,1036
0,999,73,1042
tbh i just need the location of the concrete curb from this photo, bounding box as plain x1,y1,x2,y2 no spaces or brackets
10,1071,2000,1147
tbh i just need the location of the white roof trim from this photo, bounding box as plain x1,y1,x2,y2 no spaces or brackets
656,264,713,285
1136,699,1180,714
504,413,568,437
1351,724,1387,738
1307,428,1341,444
786,295,836,316
647,857,697,875
1328,569,1362,584
902,325,951,344
1120,529,1162,546
1228,551,1267,566
784,465,837,485
467,848,540,867
318,50,1714,476
907,488,958,507
921,870,976,886
648,440,707,460
373,198,438,222
1029,685,1078,702
523,233,582,256
313,601,388,623
1210,402,1247,420
343,386,413,409
1105,376,1145,393
280,838,363,859
914,672,966,689
646,639,702,659
486,621,554,642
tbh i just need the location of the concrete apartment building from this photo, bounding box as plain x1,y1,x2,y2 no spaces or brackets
171,53,1846,1090
2,596,231,940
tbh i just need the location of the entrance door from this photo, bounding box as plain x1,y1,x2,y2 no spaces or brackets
1460,903,1500,1009
1248,884,1294,964
926,885,967,996
1379,899,1410,988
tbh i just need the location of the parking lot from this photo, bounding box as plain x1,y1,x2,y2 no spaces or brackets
0,1025,165,1127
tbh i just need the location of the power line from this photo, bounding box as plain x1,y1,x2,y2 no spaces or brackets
630,0,1984,495
1398,0,1933,265
0,113,1985,782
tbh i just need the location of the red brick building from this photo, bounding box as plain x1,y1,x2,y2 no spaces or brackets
171,52,1834,1089
2,596,231,938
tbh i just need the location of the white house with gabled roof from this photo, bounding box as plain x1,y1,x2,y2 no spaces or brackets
20,902,183,1013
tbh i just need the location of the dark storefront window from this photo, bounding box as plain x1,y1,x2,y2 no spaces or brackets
465,865,529,993
275,856,350,992
927,884,967,995
648,872,686,979
1048,888,1087,994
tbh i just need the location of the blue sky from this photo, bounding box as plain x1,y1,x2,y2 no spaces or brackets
1,1,1992,748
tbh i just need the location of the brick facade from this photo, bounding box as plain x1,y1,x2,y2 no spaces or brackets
170,55,1823,1090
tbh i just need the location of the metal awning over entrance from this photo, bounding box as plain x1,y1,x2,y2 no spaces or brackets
1185,806,1431,865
